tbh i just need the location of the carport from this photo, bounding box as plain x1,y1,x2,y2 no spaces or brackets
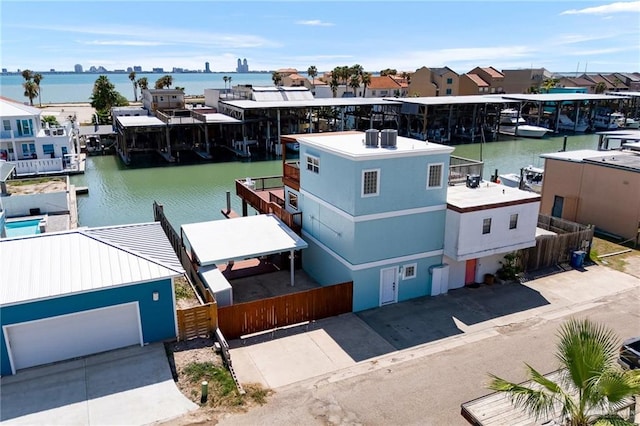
181,213,308,288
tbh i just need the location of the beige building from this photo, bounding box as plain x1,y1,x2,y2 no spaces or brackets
408,66,459,97
501,68,552,94
365,75,403,98
539,147,640,243
459,73,490,95
282,73,312,89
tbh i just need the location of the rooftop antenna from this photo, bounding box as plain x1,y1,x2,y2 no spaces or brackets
584,62,588,75
576,62,580,77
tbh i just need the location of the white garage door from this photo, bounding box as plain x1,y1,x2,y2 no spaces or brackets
5,302,142,373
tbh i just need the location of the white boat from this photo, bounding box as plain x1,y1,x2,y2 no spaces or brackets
498,165,544,193
498,109,550,138
557,114,589,132
592,109,619,130
611,112,640,129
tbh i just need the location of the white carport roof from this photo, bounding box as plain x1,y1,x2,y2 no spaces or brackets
116,116,165,127
181,214,307,266
202,113,242,124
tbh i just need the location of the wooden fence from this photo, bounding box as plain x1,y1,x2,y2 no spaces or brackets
520,214,594,271
176,304,218,341
217,281,353,340
235,179,302,233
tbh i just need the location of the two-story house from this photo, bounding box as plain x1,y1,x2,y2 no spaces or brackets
0,97,79,176
408,67,459,97
444,180,540,289
365,76,404,98
282,73,312,90
459,67,505,95
141,89,185,112
284,130,454,311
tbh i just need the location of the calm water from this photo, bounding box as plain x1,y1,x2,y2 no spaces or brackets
69,133,602,230
0,72,280,104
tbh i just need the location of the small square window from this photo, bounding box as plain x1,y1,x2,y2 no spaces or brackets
509,214,518,230
446,78,453,84
445,88,452,95
483,218,492,234
402,263,417,279
427,163,443,189
362,169,379,197
288,192,298,210
306,155,319,173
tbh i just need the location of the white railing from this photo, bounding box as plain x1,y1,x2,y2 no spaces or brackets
13,158,64,175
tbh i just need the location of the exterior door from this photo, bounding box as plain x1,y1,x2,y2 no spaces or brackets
4,302,142,374
465,259,477,285
552,196,564,218
379,267,398,306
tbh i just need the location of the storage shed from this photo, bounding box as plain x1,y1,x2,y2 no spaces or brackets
0,223,184,376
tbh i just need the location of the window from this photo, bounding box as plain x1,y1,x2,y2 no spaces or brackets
21,143,35,155
446,88,452,95
482,218,492,234
362,169,380,197
427,163,443,189
446,78,453,84
288,192,298,210
306,155,319,173
509,213,518,230
17,119,33,136
43,144,54,155
402,263,417,279
2,120,10,131
160,96,164,101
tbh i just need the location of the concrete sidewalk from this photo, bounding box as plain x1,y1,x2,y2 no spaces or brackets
229,264,640,390
0,343,197,425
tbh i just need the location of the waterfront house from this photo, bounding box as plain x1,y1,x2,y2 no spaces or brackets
614,73,640,91
539,141,640,243
365,76,404,98
0,97,80,176
581,74,618,92
443,180,540,289
142,88,186,113
279,130,454,311
0,222,184,375
501,68,553,94
282,73,312,90
408,66,460,97
557,76,597,93
459,67,505,95
459,73,491,95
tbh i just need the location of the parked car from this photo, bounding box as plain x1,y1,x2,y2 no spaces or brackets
618,336,640,370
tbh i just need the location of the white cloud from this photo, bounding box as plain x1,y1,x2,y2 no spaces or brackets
81,40,169,47
295,20,334,27
560,1,640,15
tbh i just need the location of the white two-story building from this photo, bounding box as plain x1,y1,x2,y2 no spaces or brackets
0,98,80,176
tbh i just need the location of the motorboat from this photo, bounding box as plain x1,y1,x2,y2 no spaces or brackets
498,109,550,138
611,112,640,129
592,109,619,130
498,165,544,193
557,114,589,132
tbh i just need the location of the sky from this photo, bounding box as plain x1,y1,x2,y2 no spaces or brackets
1,0,639,74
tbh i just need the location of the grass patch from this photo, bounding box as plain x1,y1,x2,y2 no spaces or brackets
7,177,65,187
590,237,636,272
181,362,270,409
174,275,194,300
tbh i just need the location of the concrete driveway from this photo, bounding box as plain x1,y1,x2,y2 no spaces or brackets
0,343,197,425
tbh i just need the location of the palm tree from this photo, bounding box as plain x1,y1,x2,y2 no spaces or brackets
155,75,173,89
21,69,34,82
271,71,282,86
228,76,232,90
23,81,38,106
137,77,148,99
541,78,559,93
349,74,360,96
489,318,640,426
129,72,137,101
307,65,318,86
33,73,43,106
223,75,229,92
329,76,339,98
594,82,607,94
361,72,372,98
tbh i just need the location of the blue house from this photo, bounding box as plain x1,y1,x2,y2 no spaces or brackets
282,130,454,311
0,223,183,376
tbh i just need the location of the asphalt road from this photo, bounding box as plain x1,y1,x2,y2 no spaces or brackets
219,287,640,426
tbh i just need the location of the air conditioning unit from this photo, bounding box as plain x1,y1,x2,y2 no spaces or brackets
466,174,481,188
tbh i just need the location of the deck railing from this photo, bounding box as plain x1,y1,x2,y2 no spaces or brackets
235,179,302,233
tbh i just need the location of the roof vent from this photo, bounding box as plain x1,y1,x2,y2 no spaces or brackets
365,129,379,148
466,174,481,189
380,129,398,148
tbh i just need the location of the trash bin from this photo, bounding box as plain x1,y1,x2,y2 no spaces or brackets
571,250,586,268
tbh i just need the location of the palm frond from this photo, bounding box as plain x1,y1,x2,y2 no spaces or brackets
488,374,557,421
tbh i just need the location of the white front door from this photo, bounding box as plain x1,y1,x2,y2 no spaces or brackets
379,267,398,306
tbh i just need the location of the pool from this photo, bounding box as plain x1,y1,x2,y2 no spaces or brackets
4,218,44,237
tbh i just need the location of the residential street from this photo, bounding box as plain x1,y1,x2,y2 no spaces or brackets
219,285,640,425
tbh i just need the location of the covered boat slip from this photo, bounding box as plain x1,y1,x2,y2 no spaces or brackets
181,214,308,289
460,369,636,426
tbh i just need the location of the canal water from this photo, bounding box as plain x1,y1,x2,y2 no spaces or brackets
70,133,602,230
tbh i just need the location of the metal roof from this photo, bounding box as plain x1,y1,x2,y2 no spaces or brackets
116,116,165,127
0,98,42,117
541,149,640,172
395,95,514,106
500,93,627,102
1,228,184,306
83,222,184,273
181,214,308,267
220,97,401,110
201,113,242,124
1,160,16,182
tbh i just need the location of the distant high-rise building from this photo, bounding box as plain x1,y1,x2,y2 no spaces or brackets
1,68,7,73
127,67,133,73
152,67,164,73
74,64,83,73
235,58,249,73
50,69,55,72
205,62,211,73
133,65,142,72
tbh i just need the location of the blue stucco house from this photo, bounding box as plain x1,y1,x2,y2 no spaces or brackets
1,223,183,376
283,130,455,311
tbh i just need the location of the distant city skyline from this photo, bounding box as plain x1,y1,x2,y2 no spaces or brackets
1,1,639,74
